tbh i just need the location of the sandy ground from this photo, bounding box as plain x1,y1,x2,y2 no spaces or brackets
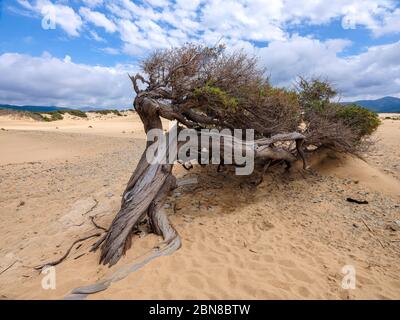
0,113,399,300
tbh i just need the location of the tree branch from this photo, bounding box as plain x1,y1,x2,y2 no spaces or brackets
128,73,149,94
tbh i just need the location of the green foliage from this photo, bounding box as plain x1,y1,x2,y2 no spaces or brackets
297,77,337,110
49,112,64,121
62,109,87,118
35,109,87,121
267,87,299,106
89,109,123,116
194,83,239,111
32,109,128,121
297,78,381,144
0,109,44,121
335,104,381,137
36,111,63,121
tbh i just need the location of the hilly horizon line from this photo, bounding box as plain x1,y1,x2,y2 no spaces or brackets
342,96,400,113
1,96,400,113
0,104,132,112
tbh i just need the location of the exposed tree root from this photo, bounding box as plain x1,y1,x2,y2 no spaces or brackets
89,215,108,232
34,233,102,271
0,261,18,276
65,200,181,300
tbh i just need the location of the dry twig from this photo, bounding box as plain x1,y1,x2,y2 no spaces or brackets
34,233,102,270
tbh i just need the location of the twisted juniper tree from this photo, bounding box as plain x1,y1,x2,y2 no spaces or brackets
93,44,379,267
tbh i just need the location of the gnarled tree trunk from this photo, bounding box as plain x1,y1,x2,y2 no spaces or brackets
92,94,181,266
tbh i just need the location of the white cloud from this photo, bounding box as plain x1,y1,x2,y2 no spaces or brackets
106,0,400,57
119,0,161,21
280,0,389,27
371,8,400,36
101,47,120,55
17,1,400,49
258,36,400,100
79,7,117,33
175,0,201,11
82,0,104,8
200,0,286,42
1,37,399,108
18,0,83,37
0,53,137,107
9,0,400,103
258,35,352,86
117,17,182,55
89,30,106,42
144,0,169,8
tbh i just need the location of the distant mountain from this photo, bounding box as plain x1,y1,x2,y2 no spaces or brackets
0,104,70,112
344,96,400,113
5,97,398,113
0,104,119,112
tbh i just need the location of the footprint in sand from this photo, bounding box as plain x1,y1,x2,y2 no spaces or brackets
283,267,313,283
227,268,237,288
186,274,205,290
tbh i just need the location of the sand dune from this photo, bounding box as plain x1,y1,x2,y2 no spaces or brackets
0,113,399,299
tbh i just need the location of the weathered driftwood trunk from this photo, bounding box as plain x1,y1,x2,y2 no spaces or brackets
93,95,181,266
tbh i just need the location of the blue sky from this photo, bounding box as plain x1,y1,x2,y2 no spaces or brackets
0,0,400,108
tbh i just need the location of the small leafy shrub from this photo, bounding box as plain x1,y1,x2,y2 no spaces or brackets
297,77,337,111
297,78,381,152
63,109,87,118
36,111,63,121
335,104,381,137
50,112,64,121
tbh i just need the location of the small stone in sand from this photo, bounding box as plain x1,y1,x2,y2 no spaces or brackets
387,221,400,232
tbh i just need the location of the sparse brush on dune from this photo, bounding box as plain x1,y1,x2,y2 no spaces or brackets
0,108,134,122
89,109,123,116
36,110,88,121
0,109,44,121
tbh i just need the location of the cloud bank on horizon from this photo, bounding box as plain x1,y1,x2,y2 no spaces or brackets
0,0,399,108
